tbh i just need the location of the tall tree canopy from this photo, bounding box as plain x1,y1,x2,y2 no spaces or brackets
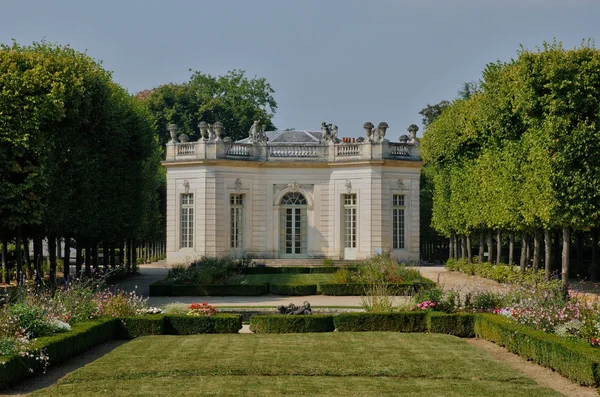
420,40,600,287
0,41,163,282
138,69,278,146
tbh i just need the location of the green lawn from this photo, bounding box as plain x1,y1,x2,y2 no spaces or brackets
230,273,336,285
32,333,561,397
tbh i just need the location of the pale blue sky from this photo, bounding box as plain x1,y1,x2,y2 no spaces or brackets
1,0,598,138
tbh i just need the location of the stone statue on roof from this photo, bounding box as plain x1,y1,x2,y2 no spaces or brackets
320,122,337,143
249,120,266,143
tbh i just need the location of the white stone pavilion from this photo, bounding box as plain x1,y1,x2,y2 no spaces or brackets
163,121,422,264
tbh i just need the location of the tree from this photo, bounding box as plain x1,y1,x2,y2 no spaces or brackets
418,100,450,127
139,69,278,147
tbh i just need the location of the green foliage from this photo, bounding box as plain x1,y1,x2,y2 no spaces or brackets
428,313,475,337
148,282,269,296
318,282,431,296
446,259,547,285
475,313,600,386
334,312,429,333
165,314,242,335
421,41,600,241
249,315,335,334
8,303,50,337
118,315,164,338
269,283,317,296
0,318,117,390
139,69,277,146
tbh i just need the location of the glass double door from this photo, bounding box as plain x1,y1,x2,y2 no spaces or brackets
279,207,307,257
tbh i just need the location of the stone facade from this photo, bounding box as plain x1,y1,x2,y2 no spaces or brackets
163,123,422,264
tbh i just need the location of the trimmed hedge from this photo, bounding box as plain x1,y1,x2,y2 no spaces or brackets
240,266,358,275
269,283,318,295
475,313,600,386
118,315,165,338
249,315,335,333
0,318,117,390
149,282,268,296
428,312,475,337
165,314,242,335
334,312,429,332
319,281,433,296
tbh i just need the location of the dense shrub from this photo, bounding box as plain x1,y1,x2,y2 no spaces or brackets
428,313,475,337
249,315,335,333
165,257,252,284
270,284,317,296
446,259,546,285
118,315,165,338
320,283,430,296
165,314,242,334
0,318,117,390
149,282,268,296
475,313,600,386
334,312,428,332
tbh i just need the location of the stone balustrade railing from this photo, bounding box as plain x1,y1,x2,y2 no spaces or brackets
165,140,419,162
336,144,360,157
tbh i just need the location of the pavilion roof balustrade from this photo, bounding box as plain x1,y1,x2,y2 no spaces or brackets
165,140,420,162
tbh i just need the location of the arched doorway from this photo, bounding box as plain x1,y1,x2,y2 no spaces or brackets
279,192,307,257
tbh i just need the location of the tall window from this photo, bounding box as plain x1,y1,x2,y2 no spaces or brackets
343,194,357,248
393,194,405,249
180,194,194,248
230,194,244,249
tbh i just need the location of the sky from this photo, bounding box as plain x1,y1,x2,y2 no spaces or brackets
1,0,599,139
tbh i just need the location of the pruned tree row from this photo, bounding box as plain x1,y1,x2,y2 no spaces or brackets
0,41,164,284
420,41,600,290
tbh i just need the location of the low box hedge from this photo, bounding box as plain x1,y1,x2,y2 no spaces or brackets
334,312,429,332
0,318,118,390
240,266,356,275
269,283,318,295
165,314,242,334
118,315,165,338
149,282,268,296
428,312,475,337
249,315,335,333
319,282,431,296
474,313,600,386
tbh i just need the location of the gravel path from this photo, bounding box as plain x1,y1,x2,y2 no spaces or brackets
417,265,513,295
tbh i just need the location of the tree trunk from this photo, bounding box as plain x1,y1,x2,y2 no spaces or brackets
126,239,132,274
460,236,467,260
576,232,583,270
15,227,23,285
544,229,552,281
449,234,454,260
132,239,138,273
84,241,91,277
508,233,515,265
110,244,116,269
1,238,7,284
466,234,472,264
592,229,599,282
63,236,71,282
23,239,30,271
102,241,109,270
75,238,83,277
33,233,43,284
520,231,528,273
496,229,502,264
487,230,494,264
562,227,571,294
119,240,125,267
532,229,541,273
48,234,57,286
91,242,99,272
478,232,484,263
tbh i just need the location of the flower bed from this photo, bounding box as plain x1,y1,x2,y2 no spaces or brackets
475,313,600,386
